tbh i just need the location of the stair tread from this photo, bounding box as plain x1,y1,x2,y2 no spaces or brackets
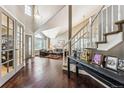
115,20,124,24
104,31,122,36
85,48,97,50
96,41,107,44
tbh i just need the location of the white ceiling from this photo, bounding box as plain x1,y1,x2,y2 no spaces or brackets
42,27,61,38
35,5,101,38
72,5,100,27
34,5,65,29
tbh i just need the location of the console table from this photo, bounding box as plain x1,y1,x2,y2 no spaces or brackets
68,56,124,88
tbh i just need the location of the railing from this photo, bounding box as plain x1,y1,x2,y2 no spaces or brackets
63,5,124,68
62,6,105,67
63,19,89,47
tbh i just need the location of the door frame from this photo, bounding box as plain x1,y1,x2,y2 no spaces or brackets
25,35,33,59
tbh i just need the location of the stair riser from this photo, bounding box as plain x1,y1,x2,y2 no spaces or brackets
97,32,123,51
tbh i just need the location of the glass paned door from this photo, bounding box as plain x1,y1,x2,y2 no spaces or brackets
0,9,25,87
1,13,14,77
15,23,24,70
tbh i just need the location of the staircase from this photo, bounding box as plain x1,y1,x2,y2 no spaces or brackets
63,5,124,67
62,5,124,87
96,20,124,51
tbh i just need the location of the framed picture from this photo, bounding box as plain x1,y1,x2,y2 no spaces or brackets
92,53,103,66
118,59,124,71
105,56,118,71
80,50,87,61
80,49,93,62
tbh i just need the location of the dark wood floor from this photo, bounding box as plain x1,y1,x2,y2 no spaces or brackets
1,57,105,88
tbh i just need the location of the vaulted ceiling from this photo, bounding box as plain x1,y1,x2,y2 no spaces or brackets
34,5,101,38
34,5,65,27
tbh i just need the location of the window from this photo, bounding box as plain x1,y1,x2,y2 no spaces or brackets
34,34,46,50
35,38,42,50
25,5,32,16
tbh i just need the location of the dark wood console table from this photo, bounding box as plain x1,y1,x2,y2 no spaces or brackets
68,56,124,88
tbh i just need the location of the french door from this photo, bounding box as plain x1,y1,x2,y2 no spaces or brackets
0,12,15,86
0,9,24,86
15,22,24,72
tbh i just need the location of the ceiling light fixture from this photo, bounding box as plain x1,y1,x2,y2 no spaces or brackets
34,6,40,18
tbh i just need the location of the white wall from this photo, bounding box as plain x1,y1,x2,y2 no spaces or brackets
50,31,68,49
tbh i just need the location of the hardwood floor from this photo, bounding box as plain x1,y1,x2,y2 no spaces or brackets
1,57,105,88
